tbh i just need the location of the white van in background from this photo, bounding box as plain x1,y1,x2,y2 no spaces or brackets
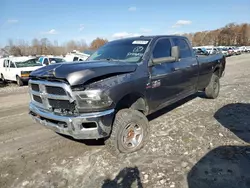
0,57,42,86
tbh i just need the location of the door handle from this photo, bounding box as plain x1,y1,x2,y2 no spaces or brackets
191,63,197,66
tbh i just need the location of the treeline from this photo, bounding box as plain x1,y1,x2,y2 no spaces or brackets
183,23,250,46
2,37,108,56
2,23,250,56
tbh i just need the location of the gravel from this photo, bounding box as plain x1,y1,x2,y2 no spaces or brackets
1,54,250,188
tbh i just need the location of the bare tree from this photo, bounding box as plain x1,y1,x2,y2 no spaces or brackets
187,23,250,46
4,22,249,57
9,46,22,56
90,37,108,50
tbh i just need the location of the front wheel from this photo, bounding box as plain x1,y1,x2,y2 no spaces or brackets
205,73,220,99
105,109,149,155
1,74,6,83
16,76,24,86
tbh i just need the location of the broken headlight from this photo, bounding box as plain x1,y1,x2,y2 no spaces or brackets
74,89,113,111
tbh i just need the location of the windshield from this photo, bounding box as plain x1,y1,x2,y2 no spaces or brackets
49,58,65,63
88,39,151,63
15,58,41,68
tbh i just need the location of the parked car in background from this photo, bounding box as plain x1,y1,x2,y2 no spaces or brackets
205,47,218,55
38,56,66,66
227,47,235,56
64,50,90,62
246,46,250,52
0,57,42,86
28,35,226,154
220,47,230,57
193,48,209,56
239,46,246,52
233,47,241,55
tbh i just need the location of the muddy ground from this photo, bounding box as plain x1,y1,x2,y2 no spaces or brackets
0,54,250,188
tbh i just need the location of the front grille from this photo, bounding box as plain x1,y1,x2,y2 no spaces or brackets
33,95,42,103
46,86,66,95
31,84,39,92
48,99,75,111
29,80,75,111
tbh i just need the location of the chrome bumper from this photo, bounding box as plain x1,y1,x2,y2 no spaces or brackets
29,102,114,139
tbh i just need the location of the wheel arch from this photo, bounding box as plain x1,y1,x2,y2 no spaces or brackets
115,92,149,115
213,65,222,77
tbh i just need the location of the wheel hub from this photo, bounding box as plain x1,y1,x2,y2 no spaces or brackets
121,123,143,150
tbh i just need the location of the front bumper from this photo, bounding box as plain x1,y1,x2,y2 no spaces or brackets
29,102,114,139
21,77,30,82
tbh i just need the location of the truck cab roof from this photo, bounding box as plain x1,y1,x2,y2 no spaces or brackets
113,35,188,42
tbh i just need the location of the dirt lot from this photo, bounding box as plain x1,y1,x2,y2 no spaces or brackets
1,54,250,188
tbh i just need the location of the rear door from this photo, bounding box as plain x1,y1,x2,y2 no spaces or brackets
148,37,185,110
172,38,199,93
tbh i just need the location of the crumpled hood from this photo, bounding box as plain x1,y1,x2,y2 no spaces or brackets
30,61,137,86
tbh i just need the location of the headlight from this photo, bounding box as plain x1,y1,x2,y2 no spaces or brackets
21,71,31,77
74,89,113,111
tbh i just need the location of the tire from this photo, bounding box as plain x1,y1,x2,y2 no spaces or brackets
105,109,149,155
16,76,24,86
205,73,220,99
1,74,6,83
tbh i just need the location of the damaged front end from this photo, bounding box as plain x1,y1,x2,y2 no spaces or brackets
28,60,138,139
28,78,115,139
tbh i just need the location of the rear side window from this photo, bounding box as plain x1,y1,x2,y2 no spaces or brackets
153,38,171,58
73,57,79,61
172,38,192,58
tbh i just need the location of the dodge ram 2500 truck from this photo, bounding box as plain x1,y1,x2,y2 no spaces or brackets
28,35,226,154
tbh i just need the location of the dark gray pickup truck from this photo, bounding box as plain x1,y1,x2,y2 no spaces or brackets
28,35,226,154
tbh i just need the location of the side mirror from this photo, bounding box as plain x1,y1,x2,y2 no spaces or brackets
171,46,180,61
151,46,180,65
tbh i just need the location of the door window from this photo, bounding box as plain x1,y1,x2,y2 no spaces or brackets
10,62,16,68
3,60,9,67
172,38,192,58
43,58,49,65
152,38,171,58
73,57,79,61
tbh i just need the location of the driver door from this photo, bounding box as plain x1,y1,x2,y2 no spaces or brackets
148,38,184,111
4,59,11,80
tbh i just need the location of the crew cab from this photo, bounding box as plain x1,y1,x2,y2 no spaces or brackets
38,56,66,66
28,36,226,154
0,57,42,86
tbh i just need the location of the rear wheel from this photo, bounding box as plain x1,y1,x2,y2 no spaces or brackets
205,73,220,99
105,109,149,155
16,76,24,86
